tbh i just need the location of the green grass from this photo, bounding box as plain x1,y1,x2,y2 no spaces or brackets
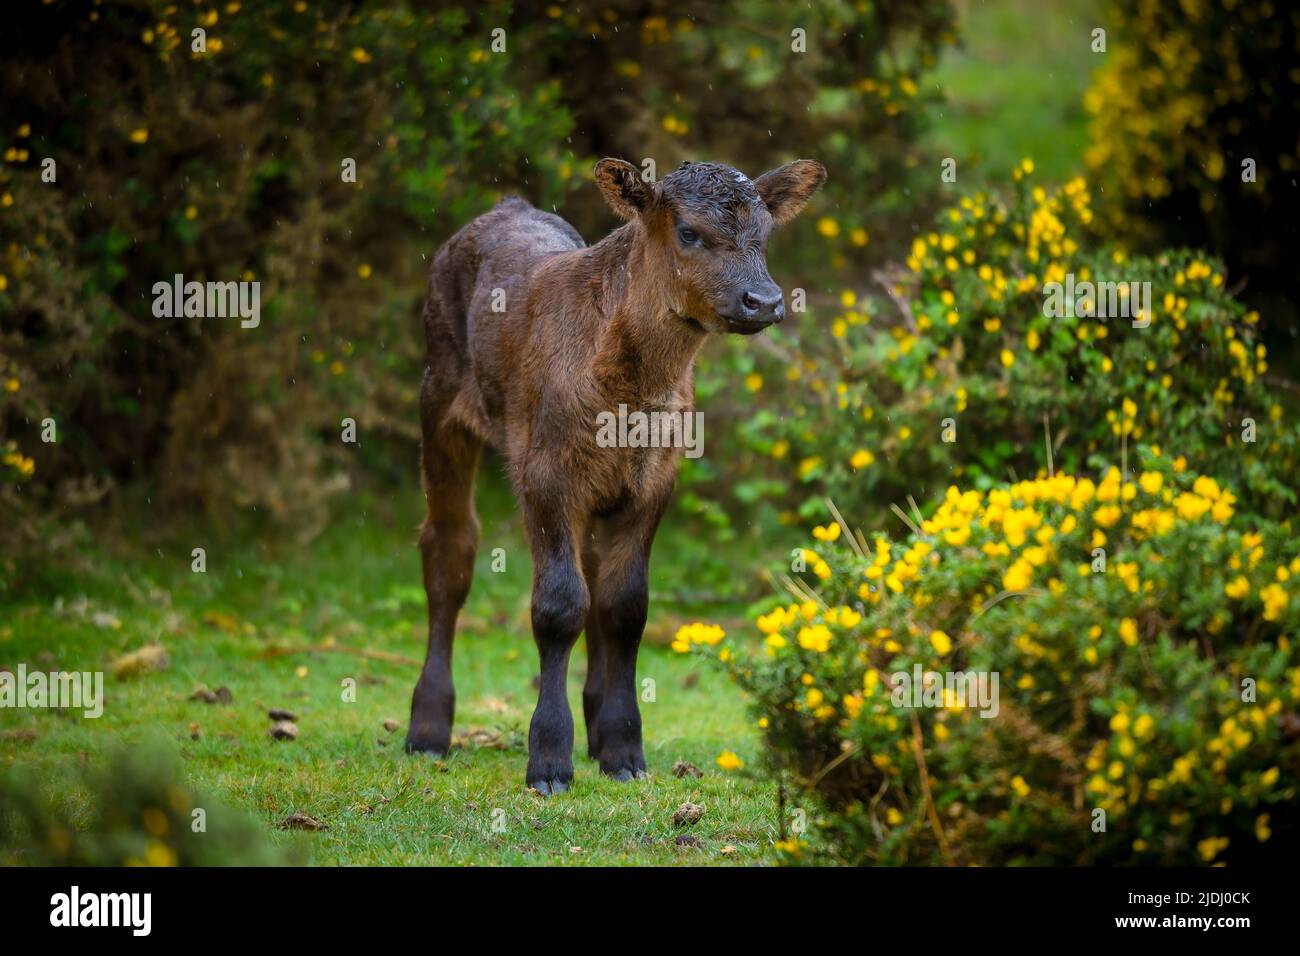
0,479,776,866
925,0,1102,184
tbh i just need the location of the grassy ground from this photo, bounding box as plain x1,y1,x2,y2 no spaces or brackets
0,475,775,866
926,0,1101,183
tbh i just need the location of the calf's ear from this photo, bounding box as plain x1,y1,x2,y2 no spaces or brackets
755,160,828,224
594,158,655,220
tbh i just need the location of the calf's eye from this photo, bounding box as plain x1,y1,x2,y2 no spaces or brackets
677,226,700,245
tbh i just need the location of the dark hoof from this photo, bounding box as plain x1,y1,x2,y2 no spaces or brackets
404,729,449,757
526,755,574,795
605,767,649,783
528,778,571,796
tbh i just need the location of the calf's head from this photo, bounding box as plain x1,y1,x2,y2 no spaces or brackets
594,158,827,335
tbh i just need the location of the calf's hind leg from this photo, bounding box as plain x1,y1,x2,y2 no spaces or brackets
406,388,481,756
581,538,606,760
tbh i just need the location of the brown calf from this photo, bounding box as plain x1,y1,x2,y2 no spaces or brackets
406,158,826,793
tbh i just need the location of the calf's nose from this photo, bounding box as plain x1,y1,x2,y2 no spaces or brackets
739,283,785,323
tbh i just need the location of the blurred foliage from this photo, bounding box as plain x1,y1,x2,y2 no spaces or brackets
0,0,579,570
507,0,956,268
0,0,955,582
1083,0,1300,347
680,461,1300,865
0,739,289,865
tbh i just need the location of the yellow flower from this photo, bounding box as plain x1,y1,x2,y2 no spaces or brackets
1093,505,1122,528
1010,775,1030,798
351,47,372,63
797,624,832,653
1138,471,1163,494
834,607,862,628
142,806,170,837
1184,475,1216,505
716,750,744,771
1119,618,1138,646
129,128,149,144
816,217,839,238
1002,559,1033,592
1224,576,1250,600
745,372,763,393
812,523,841,543
999,348,1015,368
144,841,178,867
1170,489,1207,521
672,621,725,653
357,263,372,279
1260,583,1288,621
1197,836,1229,862
1256,814,1272,842
850,448,874,469
929,629,952,656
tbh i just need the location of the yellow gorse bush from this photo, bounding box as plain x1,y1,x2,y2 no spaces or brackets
718,162,1299,545
688,455,1299,865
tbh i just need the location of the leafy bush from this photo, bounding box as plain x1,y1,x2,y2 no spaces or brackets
0,0,958,577
507,0,957,274
709,169,1300,536
0,741,289,866
1083,0,1300,337
679,460,1300,865
0,0,578,561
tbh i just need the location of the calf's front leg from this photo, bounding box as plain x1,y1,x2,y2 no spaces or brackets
523,494,589,795
590,558,649,780
589,496,667,780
